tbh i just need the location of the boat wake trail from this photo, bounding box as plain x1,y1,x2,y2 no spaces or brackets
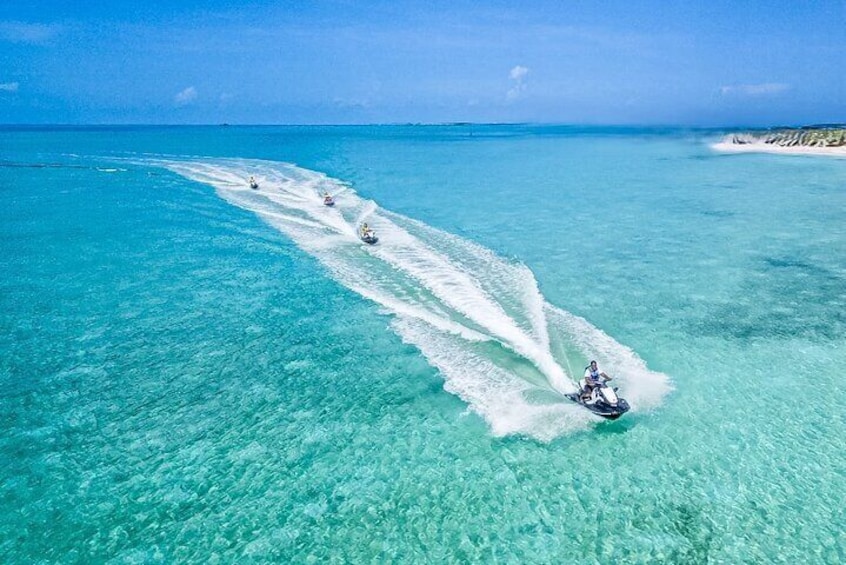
159,158,670,439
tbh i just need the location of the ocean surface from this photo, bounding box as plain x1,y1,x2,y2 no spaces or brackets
1,125,844,563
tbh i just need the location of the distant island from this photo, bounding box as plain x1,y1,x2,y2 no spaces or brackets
713,126,846,156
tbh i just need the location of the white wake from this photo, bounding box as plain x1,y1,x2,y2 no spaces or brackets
158,158,670,439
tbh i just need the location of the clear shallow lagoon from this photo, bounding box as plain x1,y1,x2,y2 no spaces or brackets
1,125,844,562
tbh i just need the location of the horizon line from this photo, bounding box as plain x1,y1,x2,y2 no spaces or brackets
2,121,841,130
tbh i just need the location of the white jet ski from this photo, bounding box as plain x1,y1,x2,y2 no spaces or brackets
565,379,631,420
359,224,378,245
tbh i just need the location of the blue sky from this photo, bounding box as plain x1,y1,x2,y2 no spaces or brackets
1,1,844,125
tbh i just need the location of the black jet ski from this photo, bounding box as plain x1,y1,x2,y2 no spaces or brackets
323,194,335,206
249,179,259,190
565,380,630,420
359,225,378,245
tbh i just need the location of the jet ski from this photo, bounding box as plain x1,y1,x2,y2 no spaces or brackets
323,194,335,206
565,379,630,420
249,179,259,190
359,225,378,245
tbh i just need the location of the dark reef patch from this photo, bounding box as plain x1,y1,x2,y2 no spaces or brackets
687,255,845,341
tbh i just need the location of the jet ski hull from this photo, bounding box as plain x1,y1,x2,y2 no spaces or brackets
565,393,630,420
361,235,378,245
324,201,335,206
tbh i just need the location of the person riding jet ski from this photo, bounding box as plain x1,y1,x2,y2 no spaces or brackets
249,176,259,189
359,222,378,244
582,360,611,401
323,191,335,206
565,359,630,420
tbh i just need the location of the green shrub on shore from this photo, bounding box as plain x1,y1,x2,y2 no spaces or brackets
730,127,846,147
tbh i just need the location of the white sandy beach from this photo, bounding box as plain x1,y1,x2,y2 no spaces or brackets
712,139,846,157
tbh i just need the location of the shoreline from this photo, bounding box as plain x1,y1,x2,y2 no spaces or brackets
711,140,846,158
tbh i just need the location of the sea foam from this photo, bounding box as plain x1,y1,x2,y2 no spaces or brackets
158,157,670,437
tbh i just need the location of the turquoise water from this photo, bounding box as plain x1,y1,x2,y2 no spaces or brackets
1,125,845,563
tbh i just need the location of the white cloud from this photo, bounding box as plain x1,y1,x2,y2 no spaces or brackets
0,82,19,92
174,86,198,105
332,97,370,109
0,21,62,44
507,65,530,101
720,83,791,96
509,66,529,81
